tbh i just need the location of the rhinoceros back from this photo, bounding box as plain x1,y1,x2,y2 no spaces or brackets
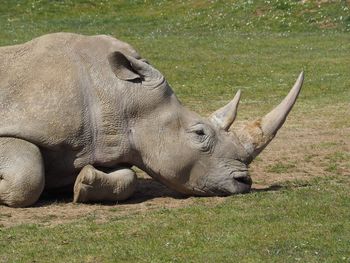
0,33,89,148
0,33,139,188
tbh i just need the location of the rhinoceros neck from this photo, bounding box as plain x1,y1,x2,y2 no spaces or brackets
79,76,132,168
80,75,176,169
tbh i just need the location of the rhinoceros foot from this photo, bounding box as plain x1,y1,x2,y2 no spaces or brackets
73,165,137,203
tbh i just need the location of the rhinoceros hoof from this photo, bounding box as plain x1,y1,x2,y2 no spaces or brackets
73,165,96,203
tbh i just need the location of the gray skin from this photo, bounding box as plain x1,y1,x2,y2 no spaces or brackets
0,33,304,207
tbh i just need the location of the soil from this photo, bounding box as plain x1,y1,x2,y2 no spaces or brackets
0,103,349,228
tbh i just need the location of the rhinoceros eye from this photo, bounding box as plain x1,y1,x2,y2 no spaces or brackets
189,124,207,138
187,124,215,152
194,128,205,136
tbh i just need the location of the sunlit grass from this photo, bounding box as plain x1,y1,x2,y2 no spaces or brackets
1,177,349,262
0,1,349,262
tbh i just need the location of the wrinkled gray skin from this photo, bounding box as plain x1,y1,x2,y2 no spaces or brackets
0,33,304,207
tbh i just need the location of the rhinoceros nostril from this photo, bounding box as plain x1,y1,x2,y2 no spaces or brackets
235,176,252,185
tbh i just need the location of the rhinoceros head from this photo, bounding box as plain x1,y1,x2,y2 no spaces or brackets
109,52,304,196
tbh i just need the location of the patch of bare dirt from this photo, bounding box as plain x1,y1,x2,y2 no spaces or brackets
0,103,349,228
251,102,350,187
0,175,227,228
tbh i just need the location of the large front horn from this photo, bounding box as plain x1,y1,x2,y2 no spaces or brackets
235,72,304,163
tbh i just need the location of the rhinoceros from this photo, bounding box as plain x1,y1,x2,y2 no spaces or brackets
0,33,303,207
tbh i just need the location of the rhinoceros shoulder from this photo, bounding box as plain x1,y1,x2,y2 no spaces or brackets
0,33,136,167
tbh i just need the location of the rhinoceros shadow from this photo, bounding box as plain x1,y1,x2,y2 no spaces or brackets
125,178,186,204
36,178,291,207
36,177,185,207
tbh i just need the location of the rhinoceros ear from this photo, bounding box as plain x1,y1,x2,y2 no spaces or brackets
108,51,141,81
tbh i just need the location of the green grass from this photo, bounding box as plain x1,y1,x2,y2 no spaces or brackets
0,1,350,262
1,177,350,262
267,161,296,173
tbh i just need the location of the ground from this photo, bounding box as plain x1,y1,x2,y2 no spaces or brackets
1,103,348,228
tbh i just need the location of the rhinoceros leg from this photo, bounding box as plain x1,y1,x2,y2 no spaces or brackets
0,138,45,207
73,165,136,203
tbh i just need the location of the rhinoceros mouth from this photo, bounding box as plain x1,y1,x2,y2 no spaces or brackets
196,173,252,196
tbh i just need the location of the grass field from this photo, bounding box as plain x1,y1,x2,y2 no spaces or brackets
0,1,350,262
